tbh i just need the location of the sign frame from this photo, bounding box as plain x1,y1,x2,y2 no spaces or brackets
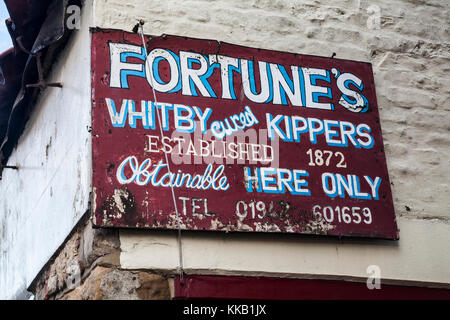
91,28,399,240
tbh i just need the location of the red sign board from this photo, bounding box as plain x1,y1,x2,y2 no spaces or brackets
91,28,398,239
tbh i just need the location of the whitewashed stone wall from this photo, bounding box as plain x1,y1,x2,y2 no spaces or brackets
0,2,93,299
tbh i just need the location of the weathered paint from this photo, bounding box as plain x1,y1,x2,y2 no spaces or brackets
91,28,397,239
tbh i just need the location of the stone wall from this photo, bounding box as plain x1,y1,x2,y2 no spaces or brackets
32,215,170,300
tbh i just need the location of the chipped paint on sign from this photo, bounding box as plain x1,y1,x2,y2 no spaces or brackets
91,28,398,239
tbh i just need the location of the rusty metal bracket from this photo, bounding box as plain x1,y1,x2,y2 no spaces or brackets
23,51,64,90
15,36,32,55
0,164,19,180
26,82,63,90
132,19,145,33
2,165,18,170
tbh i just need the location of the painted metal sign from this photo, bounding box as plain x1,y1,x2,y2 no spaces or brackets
91,28,398,239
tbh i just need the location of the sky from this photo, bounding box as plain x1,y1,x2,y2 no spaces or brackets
0,1,12,53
